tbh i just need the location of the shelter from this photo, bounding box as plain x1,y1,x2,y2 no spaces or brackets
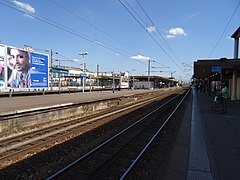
130,75,178,89
193,26,240,100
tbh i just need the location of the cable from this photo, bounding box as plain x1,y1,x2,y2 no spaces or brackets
0,0,146,65
49,0,142,56
209,1,240,57
135,0,183,66
119,0,183,71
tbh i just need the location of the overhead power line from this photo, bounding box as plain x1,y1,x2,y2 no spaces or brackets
209,1,240,57
135,0,183,65
119,0,183,72
49,0,142,56
0,0,146,65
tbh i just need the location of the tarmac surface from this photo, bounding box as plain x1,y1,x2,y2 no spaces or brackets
1,88,240,179
0,89,156,115
164,89,240,180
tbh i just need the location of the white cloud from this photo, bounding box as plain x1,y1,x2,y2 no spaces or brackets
166,27,187,39
166,34,175,39
13,0,35,13
146,26,156,33
130,55,150,61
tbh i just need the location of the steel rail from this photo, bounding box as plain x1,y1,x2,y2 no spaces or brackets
0,91,171,163
47,90,186,179
120,88,190,179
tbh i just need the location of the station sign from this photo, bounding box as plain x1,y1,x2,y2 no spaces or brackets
51,68,69,74
211,66,222,72
80,74,87,77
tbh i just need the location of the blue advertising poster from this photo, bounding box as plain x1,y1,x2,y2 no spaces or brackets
30,52,49,88
5,46,49,89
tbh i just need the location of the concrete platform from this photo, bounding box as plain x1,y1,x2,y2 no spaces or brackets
0,89,159,116
1,88,240,179
164,88,240,180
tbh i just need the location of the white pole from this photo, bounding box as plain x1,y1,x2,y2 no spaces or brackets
82,56,85,93
148,59,150,90
79,52,88,93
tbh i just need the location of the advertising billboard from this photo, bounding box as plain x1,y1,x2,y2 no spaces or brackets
29,52,49,88
0,45,6,89
0,45,49,90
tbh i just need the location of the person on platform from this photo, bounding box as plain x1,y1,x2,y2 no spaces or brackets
221,83,229,113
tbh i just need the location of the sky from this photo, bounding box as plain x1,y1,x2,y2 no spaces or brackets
0,0,239,82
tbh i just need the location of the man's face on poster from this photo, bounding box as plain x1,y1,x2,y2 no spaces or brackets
10,48,29,72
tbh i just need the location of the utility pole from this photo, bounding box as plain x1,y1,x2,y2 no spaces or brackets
131,69,136,90
97,64,99,86
148,58,151,90
112,69,115,93
79,52,88,93
58,60,61,94
50,49,53,91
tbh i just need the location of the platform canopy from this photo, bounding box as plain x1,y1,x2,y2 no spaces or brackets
193,58,240,80
231,26,240,39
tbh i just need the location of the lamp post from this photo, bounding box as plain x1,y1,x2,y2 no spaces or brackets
112,69,115,93
57,60,61,94
54,59,63,94
130,69,136,90
49,49,58,91
148,58,151,90
79,52,88,93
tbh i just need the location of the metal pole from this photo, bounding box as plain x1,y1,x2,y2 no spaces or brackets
148,59,150,90
97,64,99,88
50,49,53,91
79,52,88,93
58,60,61,94
112,69,115,93
82,58,85,93
133,74,135,90
131,69,136,90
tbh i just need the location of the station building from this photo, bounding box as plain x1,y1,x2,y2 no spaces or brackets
193,26,240,100
129,75,179,89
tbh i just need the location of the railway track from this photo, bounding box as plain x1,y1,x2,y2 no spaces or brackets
47,89,190,179
0,89,182,168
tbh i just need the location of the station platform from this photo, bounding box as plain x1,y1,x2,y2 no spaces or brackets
164,89,240,180
0,89,157,116
1,88,240,179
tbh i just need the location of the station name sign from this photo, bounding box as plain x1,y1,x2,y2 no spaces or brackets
211,66,222,72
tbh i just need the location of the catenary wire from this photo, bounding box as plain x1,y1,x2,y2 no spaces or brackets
49,0,143,56
119,0,184,72
135,0,184,66
208,1,240,58
0,0,146,66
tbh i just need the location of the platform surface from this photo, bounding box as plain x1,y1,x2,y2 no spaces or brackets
2,88,240,179
0,89,163,115
164,89,240,180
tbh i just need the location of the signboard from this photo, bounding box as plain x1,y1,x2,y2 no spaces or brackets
0,45,49,90
211,66,222,72
51,68,69,74
80,74,87,77
30,52,49,88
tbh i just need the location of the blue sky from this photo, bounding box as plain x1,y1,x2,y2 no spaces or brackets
0,0,239,82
